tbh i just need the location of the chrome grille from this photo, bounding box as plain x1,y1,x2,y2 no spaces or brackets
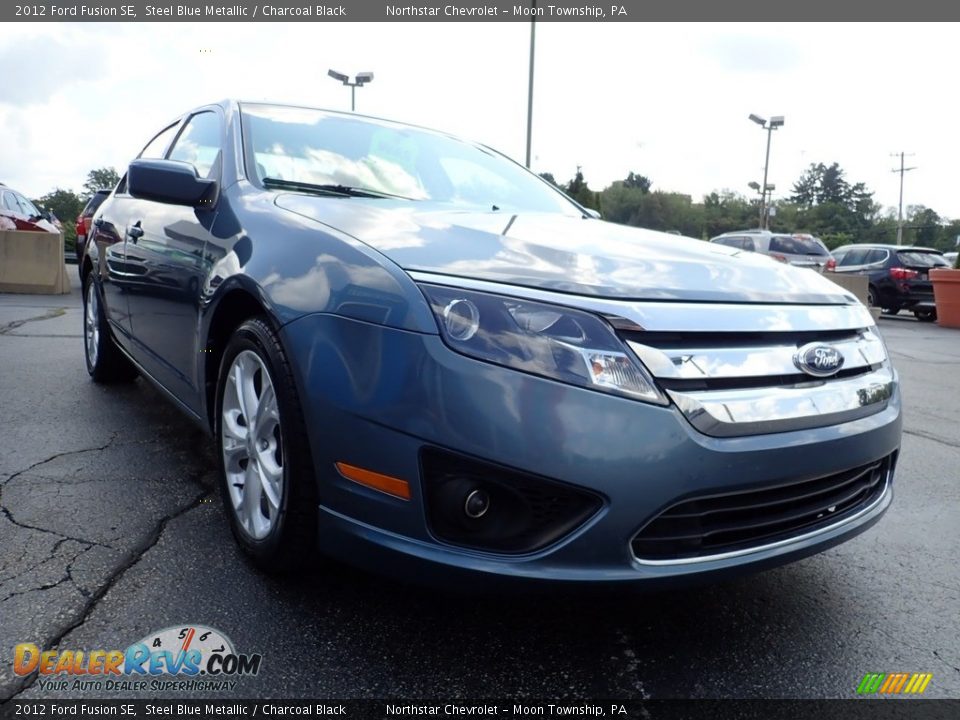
631,455,893,563
623,325,894,437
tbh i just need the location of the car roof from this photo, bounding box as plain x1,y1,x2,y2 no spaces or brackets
834,244,942,252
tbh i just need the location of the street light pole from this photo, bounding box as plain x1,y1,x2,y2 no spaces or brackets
749,114,784,230
760,125,773,229
327,69,374,112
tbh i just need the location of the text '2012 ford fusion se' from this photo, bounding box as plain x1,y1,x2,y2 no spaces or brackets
81,101,901,587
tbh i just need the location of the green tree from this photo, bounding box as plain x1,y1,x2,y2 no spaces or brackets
623,172,652,193
33,188,84,250
538,172,559,187
906,205,942,248
83,167,121,195
563,168,600,211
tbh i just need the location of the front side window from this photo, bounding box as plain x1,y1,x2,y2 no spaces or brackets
15,193,41,218
168,111,222,178
240,103,579,215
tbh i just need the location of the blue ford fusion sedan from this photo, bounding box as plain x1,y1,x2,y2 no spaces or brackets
82,101,901,587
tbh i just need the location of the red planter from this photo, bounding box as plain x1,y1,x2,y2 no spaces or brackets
930,268,960,329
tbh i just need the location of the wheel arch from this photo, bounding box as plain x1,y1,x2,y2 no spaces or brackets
202,287,278,433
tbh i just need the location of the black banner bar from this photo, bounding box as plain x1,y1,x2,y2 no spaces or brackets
1,0,957,22
1,700,960,720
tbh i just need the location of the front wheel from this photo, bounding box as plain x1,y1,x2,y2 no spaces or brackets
83,274,138,383
215,316,317,571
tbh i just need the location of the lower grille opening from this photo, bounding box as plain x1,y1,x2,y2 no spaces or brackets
632,454,893,561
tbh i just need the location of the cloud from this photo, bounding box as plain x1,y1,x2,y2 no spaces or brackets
0,36,106,107
703,34,803,74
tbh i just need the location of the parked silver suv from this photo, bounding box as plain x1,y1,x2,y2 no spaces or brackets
710,230,835,271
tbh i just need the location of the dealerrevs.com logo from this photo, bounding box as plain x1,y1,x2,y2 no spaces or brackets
14,625,262,693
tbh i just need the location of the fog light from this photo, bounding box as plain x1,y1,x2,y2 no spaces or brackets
464,489,490,519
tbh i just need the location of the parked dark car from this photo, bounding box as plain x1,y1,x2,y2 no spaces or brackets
831,244,951,321
81,101,901,587
75,189,111,261
0,182,59,233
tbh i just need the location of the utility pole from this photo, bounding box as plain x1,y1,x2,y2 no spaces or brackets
891,152,916,246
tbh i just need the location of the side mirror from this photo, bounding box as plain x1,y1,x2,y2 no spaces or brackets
583,208,602,220
127,159,217,207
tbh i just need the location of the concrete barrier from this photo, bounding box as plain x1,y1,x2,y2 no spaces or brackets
823,271,881,321
0,230,71,294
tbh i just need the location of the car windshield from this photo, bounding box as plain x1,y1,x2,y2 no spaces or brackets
769,235,829,256
240,104,580,215
898,251,950,267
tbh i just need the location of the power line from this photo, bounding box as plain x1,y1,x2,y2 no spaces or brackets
890,152,917,246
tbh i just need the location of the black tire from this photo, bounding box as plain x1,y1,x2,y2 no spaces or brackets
881,307,900,316
214,316,318,572
867,286,878,308
82,273,138,383
915,309,936,322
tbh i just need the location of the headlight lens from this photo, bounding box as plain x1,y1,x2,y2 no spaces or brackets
420,284,667,405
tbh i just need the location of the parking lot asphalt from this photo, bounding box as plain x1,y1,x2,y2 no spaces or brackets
0,266,958,701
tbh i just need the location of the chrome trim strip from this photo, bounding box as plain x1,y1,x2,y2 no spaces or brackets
408,271,874,333
633,467,892,566
627,327,887,380
667,365,895,437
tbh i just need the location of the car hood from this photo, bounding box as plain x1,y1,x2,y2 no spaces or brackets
275,196,855,304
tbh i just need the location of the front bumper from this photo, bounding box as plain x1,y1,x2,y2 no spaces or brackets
281,313,902,587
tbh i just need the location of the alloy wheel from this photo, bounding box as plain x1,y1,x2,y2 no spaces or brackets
221,350,284,540
85,282,99,368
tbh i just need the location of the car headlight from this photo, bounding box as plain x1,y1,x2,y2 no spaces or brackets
419,284,667,405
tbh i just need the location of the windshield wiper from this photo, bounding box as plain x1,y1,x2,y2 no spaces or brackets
261,177,412,200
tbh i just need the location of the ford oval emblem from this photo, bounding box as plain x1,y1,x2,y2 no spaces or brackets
794,342,845,377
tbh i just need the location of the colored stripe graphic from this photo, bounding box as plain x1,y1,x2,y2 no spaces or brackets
858,672,932,694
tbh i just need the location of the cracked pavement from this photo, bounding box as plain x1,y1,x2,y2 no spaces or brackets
1,266,958,701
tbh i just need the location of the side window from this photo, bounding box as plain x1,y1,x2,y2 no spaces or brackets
865,249,887,266
139,123,180,160
714,237,738,248
740,237,756,251
840,248,867,266
168,112,222,178
2,191,20,213
16,194,41,218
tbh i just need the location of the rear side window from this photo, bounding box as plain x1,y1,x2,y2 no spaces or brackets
898,251,950,268
714,236,749,249
839,248,868,266
864,249,888,265
769,235,828,256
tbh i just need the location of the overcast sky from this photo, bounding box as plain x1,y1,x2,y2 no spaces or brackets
1,22,956,219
